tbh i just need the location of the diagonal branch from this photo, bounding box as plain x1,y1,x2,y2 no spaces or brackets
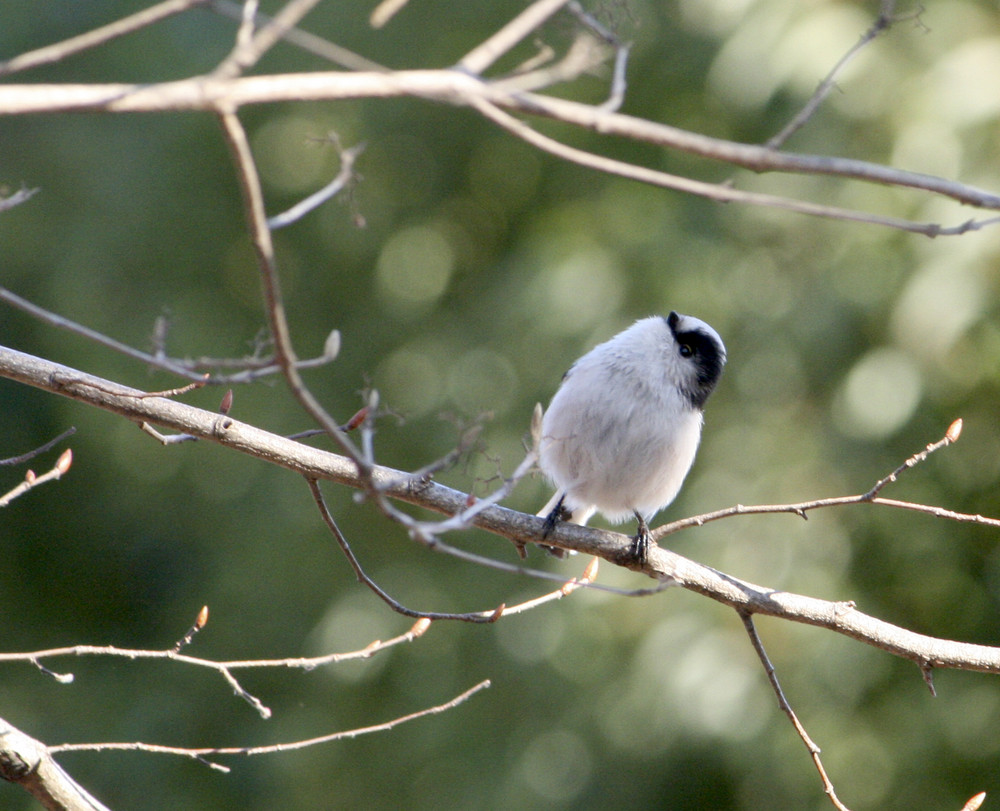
0,716,112,811
740,611,851,811
0,0,211,77
4,344,1000,679
215,109,368,465
457,0,573,75
764,0,903,150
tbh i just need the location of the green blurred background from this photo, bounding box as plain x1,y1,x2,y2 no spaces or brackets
3,1,1000,808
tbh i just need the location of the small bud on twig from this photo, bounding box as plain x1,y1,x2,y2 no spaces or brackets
410,617,432,637
961,791,986,811
323,329,341,361
55,448,73,474
24,469,36,484
220,389,234,415
173,605,210,652
342,406,369,432
946,418,963,444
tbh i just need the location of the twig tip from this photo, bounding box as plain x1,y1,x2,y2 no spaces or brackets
961,791,986,811
946,418,963,444
55,447,73,474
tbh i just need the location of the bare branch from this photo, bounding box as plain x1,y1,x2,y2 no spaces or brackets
216,110,366,463
0,70,995,211
0,427,75,467
0,448,73,507
765,1,902,149
267,139,365,229
457,0,573,75
0,285,336,383
0,0,211,77
0,186,40,211
741,612,851,811
48,680,491,765
0,70,996,233
5,346,1000,679
0,715,111,811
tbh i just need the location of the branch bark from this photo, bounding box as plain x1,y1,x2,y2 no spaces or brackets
0,71,997,214
4,342,1000,677
0,716,110,811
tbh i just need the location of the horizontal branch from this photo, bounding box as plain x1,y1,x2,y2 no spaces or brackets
4,343,1000,677
48,679,491,761
0,70,997,214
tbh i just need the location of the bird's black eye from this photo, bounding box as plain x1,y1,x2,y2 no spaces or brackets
679,343,693,358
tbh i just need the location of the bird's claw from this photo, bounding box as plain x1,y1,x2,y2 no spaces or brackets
630,513,654,565
541,494,571,557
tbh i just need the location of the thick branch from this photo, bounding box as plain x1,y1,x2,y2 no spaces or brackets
4,343,1000,676
0,716,110,811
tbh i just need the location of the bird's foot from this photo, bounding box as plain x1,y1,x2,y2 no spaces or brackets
630,513,655,565
541,494,571,558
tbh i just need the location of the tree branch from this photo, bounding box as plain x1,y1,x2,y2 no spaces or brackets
48,680,491,764
1,70,998,234
4,344,1000,678
0,715,111,811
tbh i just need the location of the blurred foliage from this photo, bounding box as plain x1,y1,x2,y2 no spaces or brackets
2,0,1000,809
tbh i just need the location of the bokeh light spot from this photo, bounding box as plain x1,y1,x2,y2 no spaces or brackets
376,225,454,309
834,348,923,439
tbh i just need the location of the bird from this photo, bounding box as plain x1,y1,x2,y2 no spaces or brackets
537,312,726,561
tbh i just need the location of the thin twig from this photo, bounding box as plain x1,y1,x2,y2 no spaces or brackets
740,611,852,811
0,427,75,467
457,0,574,75
489,34,612,95
654,420,977,540
216,110,366,464
564,0,630,111
370,0,412,29
0,286,335,384
210,0,387,71
0,0,212,76
49,679,490,767
766,0,903,149
468,94,1000,237
267,141,365,229
0,449,73,508
0,186,40,211
1,614,438,720
214,0,327,79
308,478,601,622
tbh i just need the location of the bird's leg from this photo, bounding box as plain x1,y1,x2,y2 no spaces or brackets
541,494,571,558
542,493,569,539
630,511,654,564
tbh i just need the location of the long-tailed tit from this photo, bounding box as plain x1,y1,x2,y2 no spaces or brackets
538,312,726,560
